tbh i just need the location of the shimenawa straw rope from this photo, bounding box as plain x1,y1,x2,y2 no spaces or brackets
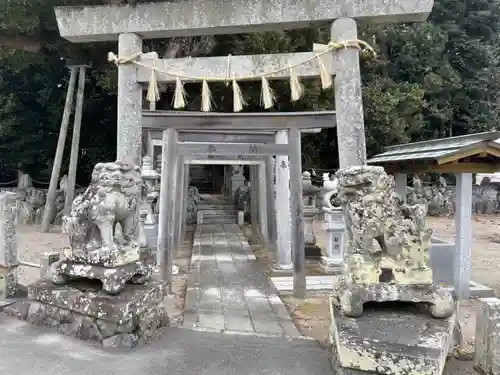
107,39,375,111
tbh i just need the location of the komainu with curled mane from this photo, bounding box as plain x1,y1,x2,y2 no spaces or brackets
63,160,143,265
338,166,431,285
331,166,454,318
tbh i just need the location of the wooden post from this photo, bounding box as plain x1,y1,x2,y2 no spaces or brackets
41,66,78,232
64,66,88,215
289,127,306,298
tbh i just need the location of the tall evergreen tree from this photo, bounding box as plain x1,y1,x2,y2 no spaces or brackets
0,0,500,177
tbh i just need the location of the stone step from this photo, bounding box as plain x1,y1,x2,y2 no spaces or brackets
203,212,236,215
202,218,237,223
201,214,237,220
201,218,237,224
200,209,236,214
201,215,236,220
198,205,235,210
198,210,236,216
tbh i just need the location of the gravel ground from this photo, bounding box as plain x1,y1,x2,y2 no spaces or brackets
16,225,69,286
427,215,500,294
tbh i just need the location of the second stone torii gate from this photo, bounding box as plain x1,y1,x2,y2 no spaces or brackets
151,111,336,297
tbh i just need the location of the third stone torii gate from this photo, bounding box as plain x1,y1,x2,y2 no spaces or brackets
148,111,336,297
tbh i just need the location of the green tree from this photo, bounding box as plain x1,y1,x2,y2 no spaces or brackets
1,0,500,179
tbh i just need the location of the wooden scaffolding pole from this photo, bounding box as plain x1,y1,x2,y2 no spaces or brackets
41,65,78,232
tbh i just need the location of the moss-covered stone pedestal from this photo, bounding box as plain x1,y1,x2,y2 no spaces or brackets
331,276,456,319
328,298,457,375
5,278,169,349
48,259,154,295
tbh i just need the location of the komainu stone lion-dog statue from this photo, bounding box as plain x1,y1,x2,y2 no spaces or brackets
331,166,454,318
48,161,153,294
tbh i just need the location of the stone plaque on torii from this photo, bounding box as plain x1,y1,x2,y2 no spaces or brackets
54,0,434,299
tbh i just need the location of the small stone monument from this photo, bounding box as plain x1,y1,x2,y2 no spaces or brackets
231,165,246,199
186,185,201,225
24,161,169,348
475,176,498,214
329,166,457,375
0,191,18,299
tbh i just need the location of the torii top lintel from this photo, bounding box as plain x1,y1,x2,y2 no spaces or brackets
54,0,434,43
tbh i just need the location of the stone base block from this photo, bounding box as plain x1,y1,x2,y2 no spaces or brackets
332,275,455,318
319,256,343,274
270,263,294,275
144,224,158,250
237,211,245,225
20,279,169,348
474,297,500,374
468,281,495,298
48,259,154,295
437,281,494,299
329,299,457,375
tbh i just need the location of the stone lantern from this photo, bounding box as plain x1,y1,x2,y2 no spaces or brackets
141,156,160,249
319,173,344,273
301,171,322,257
141,156,160,225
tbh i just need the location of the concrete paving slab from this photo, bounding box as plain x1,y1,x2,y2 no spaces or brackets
0,315,331,375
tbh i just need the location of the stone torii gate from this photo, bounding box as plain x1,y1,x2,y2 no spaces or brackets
144,127,321,270
150,111,335,295
54,0,433,167
54,0,434,297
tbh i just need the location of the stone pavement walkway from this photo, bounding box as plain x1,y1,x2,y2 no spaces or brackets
182,223,302,338
0,315,331,375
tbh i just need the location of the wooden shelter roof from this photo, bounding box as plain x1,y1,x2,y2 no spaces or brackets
367,131,500,173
